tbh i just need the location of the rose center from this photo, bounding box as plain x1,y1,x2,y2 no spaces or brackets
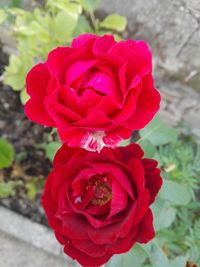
86,177,112,206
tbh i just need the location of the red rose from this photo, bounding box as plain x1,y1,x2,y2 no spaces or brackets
25,34,160,152
42,143,162,266
186,263,197,267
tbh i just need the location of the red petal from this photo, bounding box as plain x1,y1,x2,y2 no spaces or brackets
82,71,120,101
135,209,155,243
93,35,116,54
46,47,73,78
124,74,160,130
87,201,137,244
46,91,82,128
64,239,112,266
108,179,128,218
76,110,112,129
118,144,144,162
25,63,55,126
41,172,62,232
61,213,88,239
72,34,96,48
109,40,152,76
71,238,107,258
127,159,150,223
142,159,162,204
65,60,97,85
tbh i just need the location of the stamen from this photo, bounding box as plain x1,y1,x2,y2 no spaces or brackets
85,176,112,206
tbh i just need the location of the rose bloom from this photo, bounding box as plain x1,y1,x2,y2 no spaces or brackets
186,263,197,267
25,34,160,152
42,143,162,266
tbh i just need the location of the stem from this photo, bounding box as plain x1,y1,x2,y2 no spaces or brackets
89,11,98,33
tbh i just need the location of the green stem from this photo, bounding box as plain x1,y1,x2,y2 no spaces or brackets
89,11,98,33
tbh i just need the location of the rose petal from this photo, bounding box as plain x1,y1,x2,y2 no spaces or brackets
42,172,62,231
71,238,107,258
46,47,74,79
93,35,116,54
142,159,162,204
72,33,96,48
82,71,120,101
25,64,55,126
127,159,150,223
118,144,144,163
123,74,161,130
76,110,113,129
65,60,97,85
61,213,88,239
135,209,155,243
108,179,128,218
64,238,112,266
46,92,82,128
109,40,152,76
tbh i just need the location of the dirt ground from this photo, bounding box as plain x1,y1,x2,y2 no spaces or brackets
0,47,51,224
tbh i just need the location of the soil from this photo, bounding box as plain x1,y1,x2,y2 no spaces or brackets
0,47,51,225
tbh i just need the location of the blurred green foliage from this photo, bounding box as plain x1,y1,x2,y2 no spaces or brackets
108,118,200,267
0,0,127,104
45,141,61,162
116,116,200,267
107,120,200,266
0,138,14,169
0,180,20,197
0,0,23,8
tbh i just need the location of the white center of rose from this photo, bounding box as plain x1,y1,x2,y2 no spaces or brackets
82,131,106,152
81,130,123,152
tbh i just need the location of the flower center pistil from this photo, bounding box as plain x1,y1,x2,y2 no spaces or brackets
86,177,112,206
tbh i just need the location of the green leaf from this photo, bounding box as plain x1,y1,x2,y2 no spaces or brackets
119,138,131,147
47,1,82,15
0,181,16,197
140,139,156,158
17,21,48,36
106,245,148,267
53,11,78,41
114,33,123,41
152,198,176,231
3,55,24,91
0,9,8,24
20,89,29,104
9,0,23,8
105,254,122,267
127,245,148,267
15,151,27,162
74,15,93,35
100,14,127,32
26,182,37,200
170,256,187,267
139,115,179,146
45,142,61,162
0,138,14,169
3,73,25,91
78,0,100,13
159,179,191,205
145,240,171,267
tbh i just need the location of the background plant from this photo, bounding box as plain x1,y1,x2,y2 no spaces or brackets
0,0,127,104
107,117,200,267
